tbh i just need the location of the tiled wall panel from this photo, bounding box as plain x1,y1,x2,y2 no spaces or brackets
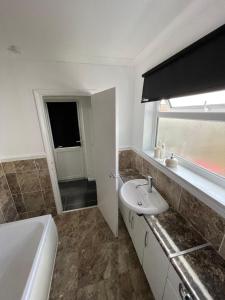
0,157,56,223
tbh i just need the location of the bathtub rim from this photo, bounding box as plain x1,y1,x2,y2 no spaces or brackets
19,215,56,300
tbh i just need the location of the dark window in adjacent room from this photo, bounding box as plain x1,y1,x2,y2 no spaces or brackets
47,102,81,148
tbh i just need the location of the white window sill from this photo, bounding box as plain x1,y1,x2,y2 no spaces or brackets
140,150,225,218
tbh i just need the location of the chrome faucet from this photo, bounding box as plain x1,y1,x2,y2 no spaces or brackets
136,176,153,193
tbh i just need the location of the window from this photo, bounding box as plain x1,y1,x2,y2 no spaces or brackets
155,90,225,180
47,102,81,148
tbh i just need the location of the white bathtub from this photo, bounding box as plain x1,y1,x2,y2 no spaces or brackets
0,215,58,300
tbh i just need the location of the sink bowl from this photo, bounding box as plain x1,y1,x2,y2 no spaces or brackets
120,179,169,215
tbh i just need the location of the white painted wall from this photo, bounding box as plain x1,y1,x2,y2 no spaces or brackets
132,0,225,152
0,59,134,159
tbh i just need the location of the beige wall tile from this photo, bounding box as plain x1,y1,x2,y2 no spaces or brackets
39,169,52,190
0,175,12,206
6,173,20,194
17,171,41,193
35,158,48,170
3,204,18,222
142,159,158,186
23,191,46,211
27,210,49,218
0,208,5,223
179,189,225,250
155,170,182,210
0,174,18,222
46,207,57,216
18,212,29,220
0,163,3,177
2,162,16,174
43,189,55,208
14,159,36,172
135,155,143,174
0,157,56,223
12,193,26,213
119,150,133,170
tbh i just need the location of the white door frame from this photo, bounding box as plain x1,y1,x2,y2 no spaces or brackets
33,89,96,214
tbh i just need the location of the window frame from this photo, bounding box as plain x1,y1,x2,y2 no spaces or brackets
153,101,225,188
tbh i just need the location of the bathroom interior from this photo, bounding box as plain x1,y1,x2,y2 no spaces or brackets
0,1,225,300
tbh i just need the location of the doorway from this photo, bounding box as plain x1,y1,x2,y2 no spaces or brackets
35,88,118,237
45,99,97,211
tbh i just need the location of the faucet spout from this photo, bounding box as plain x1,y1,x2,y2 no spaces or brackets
136,176,153,193
147,176,153,193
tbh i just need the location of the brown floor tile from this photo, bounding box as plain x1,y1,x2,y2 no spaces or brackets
50,251,78,300
77,281,107,300
118,273,136,300
50,207,153,300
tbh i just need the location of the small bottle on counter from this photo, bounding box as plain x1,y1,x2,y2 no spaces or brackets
154,146,161,159
160,143,166,159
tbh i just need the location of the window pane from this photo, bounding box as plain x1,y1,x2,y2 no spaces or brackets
169,90,225,107
47,102,81,148
157,118,225,177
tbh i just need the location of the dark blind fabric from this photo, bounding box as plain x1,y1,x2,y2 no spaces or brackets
47,102,81,148
142,24,225,103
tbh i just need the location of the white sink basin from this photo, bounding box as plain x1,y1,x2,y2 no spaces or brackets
120,179,169,215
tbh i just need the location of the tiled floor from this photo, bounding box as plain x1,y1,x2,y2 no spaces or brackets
50,207,154,299
59,180,97,211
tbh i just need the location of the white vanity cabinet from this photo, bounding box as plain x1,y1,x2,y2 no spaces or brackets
119,179,192,300
120,199,146,263
142,221,170,300
130,213,146,263
120,198,170,300
163,280,180,300
163,264,193,300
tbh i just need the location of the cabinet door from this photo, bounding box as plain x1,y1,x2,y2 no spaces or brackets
143,224,170,300
130,214,146,264
119,200,132,235
163,264,194,300
163,279,180,300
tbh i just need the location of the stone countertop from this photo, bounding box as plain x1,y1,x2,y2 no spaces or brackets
119,168,225,300
144,210,207,257
172,246,225,300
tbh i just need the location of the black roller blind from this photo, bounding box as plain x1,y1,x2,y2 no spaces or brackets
142,24,225,103
47,102,81,148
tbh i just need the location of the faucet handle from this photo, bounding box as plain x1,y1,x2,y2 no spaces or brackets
147,176,153,183
147,176,153,193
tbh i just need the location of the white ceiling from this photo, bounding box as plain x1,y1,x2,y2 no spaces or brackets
0,0,193,65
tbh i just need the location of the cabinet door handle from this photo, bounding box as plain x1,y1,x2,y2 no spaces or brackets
144,231,149,247
179,283,193,300
131,215,134,229
129,211,132,224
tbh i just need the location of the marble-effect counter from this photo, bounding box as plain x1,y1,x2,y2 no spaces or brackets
120,168,225,300
145,209,207,256
172,246,225,300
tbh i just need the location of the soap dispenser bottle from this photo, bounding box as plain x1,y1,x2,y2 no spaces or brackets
165,153,178,169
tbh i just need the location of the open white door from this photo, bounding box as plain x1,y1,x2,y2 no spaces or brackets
91,88,118,237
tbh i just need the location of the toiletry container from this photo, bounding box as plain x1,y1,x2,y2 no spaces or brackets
154,146,161,158
165,154,178,168
160,143,166,159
